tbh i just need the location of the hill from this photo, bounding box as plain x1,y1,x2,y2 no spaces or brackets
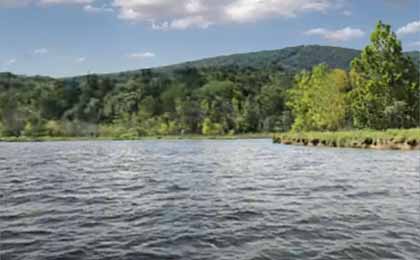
161,45,420,72
0,45,418,138
108,45,419,78
2,45,418,80
159,45,361,72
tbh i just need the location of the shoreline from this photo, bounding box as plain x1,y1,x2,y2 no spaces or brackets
273,129,420,151
0,133,273,143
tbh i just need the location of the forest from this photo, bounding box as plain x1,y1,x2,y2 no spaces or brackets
0,21,419,139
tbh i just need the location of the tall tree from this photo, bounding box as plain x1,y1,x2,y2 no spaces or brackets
287,64,349,131
350,21,419,129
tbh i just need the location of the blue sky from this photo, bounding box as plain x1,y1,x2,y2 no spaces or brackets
1,0,419,77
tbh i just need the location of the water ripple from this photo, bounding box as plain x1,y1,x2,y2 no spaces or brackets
0,140,419,260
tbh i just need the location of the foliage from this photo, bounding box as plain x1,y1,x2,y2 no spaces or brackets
287,64,350,131
274,128,420,149
202,118,225,135
160,45,361,72
0,24,419,139
350,21,419,129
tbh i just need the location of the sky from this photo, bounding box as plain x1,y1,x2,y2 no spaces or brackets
0,0,419,77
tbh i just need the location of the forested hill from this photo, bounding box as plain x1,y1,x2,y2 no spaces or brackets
145,45,419,75
0,43,419,138
160,45,361,72
2,45,419,80
92,45,420,80
406,51,420,65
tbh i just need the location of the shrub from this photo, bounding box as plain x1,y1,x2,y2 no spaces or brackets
202,118,225,135
45,120,64,137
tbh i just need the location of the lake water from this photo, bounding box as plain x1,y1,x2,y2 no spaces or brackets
1,139,419,260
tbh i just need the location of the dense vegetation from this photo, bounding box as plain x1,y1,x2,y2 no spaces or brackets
161,45,361,72
273,128,420,150
287,21,419,132
0,67,295,138
0,21,419,139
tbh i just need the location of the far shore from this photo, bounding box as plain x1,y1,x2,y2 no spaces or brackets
273,129,420,151
0,133,274,143
3,130,420,151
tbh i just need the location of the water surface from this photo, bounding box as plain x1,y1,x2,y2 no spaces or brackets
1,140,419,259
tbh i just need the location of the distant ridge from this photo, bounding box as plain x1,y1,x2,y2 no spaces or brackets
2,45,419,79
159,45,361,71
121,44,420,76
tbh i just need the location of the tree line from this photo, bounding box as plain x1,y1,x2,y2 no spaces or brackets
0,21,418,138
0,66,294,138
288,21,419,131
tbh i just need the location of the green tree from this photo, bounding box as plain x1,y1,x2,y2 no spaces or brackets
287,64,349,131
160,84,187,113
0,90,27,136
242,97,261,132
175,97,202,134
202,117,224,135
350,21,419,129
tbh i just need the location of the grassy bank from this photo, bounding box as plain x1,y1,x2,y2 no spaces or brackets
0,133,273,143
273,129,420,150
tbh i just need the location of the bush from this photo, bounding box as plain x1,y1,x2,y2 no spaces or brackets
22,119,47,137
0,122,4,137
45,120,64,137
118,130,139,140
61,120,98,137
98,124,126,138
202,118,225,135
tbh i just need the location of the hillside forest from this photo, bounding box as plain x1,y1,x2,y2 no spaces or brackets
0,21,418,139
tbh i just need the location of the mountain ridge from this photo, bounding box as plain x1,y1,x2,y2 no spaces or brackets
158,45,360,71
1,45,419,79
82,45,420,79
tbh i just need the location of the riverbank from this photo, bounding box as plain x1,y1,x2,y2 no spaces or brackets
0,133,273,142
273,129,420,150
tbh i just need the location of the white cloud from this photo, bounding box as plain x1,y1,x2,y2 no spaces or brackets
76,57,86,63
0,0,31,7
0,0,350,30
342,10,351,16
83,4,114,13
3,58,17,66
397,20,420,36
224,0,332,22
0,0,93,7
39,0,93,4
305,26,365,41
112,0,339,30
128,52,156,59
153,16,212,30
34,48,49,55
0,0,344,30
171,16,212,29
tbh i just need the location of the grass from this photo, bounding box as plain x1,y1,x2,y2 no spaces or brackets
273,128,420,149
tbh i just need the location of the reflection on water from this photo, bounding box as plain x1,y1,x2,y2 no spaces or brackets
1,140,419,259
